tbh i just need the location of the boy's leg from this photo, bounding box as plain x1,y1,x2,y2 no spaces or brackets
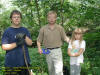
18,68,29,75
17,65,30,75
46,53,55,75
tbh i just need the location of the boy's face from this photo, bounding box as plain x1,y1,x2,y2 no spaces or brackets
47,14,56,25
11,14,21,26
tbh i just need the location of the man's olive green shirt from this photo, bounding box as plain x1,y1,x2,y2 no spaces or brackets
37,24,67,48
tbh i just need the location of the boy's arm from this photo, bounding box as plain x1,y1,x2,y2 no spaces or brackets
1,30,17,50
25,36,32,46
24,28,33,46
2,43,17,51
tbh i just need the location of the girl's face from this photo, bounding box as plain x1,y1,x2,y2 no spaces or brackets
74,33,82,40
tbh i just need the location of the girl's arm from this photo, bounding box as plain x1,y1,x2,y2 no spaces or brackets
67,48,73,56
74,40,86,57
74,48,84,56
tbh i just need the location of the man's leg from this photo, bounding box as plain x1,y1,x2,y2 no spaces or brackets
46,53,55,75
53,48,63,75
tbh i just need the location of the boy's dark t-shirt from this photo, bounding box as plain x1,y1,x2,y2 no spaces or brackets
2,27,31,67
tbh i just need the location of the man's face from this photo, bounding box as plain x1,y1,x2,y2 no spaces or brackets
47,14,56,25
11,14,21,26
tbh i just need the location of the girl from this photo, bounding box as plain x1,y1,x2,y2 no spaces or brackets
67,28,86,75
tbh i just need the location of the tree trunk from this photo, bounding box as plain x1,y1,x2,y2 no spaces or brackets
35,0,41,27
61,0,64,26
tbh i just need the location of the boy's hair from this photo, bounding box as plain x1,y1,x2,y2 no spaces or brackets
10,10,22,19
71,28,83,46
47,11,57,17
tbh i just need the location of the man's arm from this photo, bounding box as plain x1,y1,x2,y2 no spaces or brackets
25,36,32,46
64,36,70,43
60,26,70,43
2,43,17,51
37,41,42,54
37,27,44,54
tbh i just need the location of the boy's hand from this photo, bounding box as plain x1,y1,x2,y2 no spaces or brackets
16,38,25,46
15,33,26,46
15,33,26,39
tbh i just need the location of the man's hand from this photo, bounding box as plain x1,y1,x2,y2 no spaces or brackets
38,48,42,54
37,41,43,54
65,36,70,43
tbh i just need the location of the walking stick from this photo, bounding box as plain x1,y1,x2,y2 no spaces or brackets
22,45,32,75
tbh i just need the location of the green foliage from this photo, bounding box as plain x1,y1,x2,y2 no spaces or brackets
0,10,11,43
29,48,48,73
0,0,100,74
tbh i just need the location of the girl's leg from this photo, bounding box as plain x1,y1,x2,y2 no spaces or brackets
75,64,81,75
70,65,75,75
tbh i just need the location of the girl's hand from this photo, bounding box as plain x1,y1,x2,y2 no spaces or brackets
74,53,79,57
71,53,75,56
71,53,79,57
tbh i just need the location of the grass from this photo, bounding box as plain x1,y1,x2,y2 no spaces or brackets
0,46,5,75
0,45,98,75
33,73,48,75
0,47,48,75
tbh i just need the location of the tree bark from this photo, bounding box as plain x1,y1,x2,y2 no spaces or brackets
35,0,41,27
61,0,64,26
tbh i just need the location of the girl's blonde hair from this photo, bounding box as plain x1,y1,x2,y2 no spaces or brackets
71,28,83,46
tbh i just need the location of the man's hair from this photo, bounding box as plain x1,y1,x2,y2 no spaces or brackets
47,11,57,17
10,10,22,19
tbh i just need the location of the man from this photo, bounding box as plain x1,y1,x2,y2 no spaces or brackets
37,11,70,75
1,10,32,75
